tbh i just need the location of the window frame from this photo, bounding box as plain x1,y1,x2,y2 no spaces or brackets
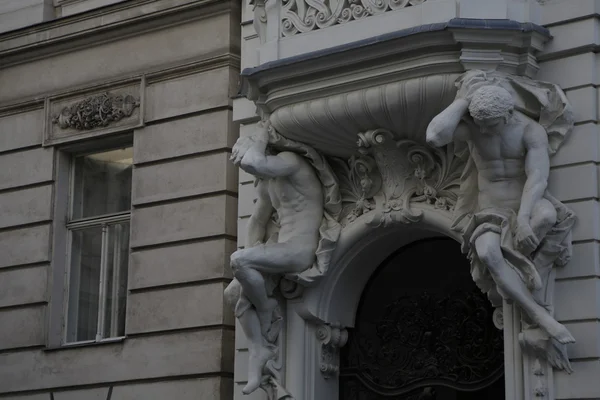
47,134,133,348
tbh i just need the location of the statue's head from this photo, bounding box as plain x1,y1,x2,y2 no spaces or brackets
468,85,515,135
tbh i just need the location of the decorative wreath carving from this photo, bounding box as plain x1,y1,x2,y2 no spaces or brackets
52,92,139,131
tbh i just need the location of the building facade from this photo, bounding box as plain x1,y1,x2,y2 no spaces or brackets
2,0,600,400
231,0,600,399
0,0,240,398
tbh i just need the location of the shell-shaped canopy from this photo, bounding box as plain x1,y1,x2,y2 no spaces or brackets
270,74,460,157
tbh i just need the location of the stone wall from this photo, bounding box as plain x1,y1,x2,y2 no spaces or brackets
536,2,600,398
0,0,239,398
0,0,53,34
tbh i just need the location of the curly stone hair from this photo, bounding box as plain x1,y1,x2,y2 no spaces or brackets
468,85,515,121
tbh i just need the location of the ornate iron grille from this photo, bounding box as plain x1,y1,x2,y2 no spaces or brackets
340,238,504,399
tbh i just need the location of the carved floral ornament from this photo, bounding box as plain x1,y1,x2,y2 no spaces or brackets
281,0,427,36
330,128,462,228
52,92,140,131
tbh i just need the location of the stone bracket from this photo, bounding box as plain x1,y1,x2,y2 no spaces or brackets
316,323,348,379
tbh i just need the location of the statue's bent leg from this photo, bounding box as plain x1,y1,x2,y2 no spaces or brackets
475,231,574,344
530,198,557,242
224,279,275,394
231,241,314,336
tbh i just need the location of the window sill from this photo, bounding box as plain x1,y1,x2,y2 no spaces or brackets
45,336,126,352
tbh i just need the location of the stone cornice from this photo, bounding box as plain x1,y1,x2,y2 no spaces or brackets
238,19,551,157
0,52,239,111
242,19,549,78
240,19,550,113
0,0,239,68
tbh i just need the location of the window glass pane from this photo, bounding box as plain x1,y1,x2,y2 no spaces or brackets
72,147,133,219
102,222,130,338
66,226,103,343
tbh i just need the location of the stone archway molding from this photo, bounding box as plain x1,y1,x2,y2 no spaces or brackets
297,204,460,327
287,209,523,400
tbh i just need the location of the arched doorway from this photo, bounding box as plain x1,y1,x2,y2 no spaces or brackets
339,238,504,399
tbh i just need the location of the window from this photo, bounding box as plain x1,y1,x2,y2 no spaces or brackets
64,147,133,344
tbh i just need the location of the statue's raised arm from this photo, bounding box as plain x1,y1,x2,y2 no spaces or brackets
231,120,301,178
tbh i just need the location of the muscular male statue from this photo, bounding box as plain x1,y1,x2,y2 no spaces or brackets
225,121,324,394
426,85,575,345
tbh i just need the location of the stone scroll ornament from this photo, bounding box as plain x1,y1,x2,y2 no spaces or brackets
52,92,139,130
426,70,576,373
224,120,342,399
281,0,427,36
328,129,463,228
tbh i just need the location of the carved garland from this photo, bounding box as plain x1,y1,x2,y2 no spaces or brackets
281,0,427,37
52,92,140,131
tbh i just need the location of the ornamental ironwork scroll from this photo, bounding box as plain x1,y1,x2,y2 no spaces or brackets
340,239,504,398
340,290,504,396
281,0,427,37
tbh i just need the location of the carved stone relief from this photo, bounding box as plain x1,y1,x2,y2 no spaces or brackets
44,79,143,146
232,69,576,398
51,92,139,131
281,0,427,37
329,129,463,228
250,0,268,44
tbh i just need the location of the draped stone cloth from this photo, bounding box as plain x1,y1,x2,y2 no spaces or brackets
461,195,576,307
450,70,575,304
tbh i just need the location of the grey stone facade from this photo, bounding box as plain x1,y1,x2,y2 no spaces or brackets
3,0,600,399
0,0,240,398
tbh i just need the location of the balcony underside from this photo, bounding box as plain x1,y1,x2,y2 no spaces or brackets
240,18,549,157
